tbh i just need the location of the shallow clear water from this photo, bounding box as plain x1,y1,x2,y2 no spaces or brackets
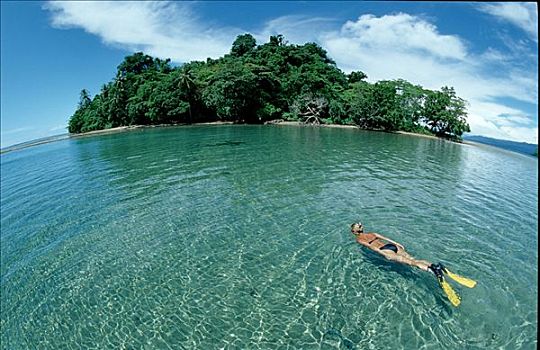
1,125,537,349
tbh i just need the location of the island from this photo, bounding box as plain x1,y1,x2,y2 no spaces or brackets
68,34,471,141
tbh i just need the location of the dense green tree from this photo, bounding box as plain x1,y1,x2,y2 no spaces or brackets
269,34,287,46
423,86,470,140
67,35,470,142
346,81,400,130
177,67,197,123
202,60,262,121
117,52,171,76
231,34,257,57
391,79,426,132
78,89,91,109
347,71,368,84
68,89,93,133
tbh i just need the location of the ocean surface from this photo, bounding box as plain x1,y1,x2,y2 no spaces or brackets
1,125,537,349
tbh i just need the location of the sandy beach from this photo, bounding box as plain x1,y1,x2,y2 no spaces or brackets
69,121,237,139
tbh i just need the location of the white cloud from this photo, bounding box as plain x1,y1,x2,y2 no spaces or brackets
44,1,238,62
466,102,537,143
43,2,537,143
1,127,34,135
254,15,337,45
337,13,468,60
49,124,67,132
499,126,538,144
479,2,538,41
318,13,537,144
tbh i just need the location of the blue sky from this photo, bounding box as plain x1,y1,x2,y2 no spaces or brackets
1,1,538,148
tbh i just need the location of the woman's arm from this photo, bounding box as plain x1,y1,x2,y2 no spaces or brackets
355,236,370,248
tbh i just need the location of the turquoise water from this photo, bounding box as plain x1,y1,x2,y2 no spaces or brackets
1,125,537,349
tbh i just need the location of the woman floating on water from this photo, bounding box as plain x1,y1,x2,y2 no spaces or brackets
350,222,476,306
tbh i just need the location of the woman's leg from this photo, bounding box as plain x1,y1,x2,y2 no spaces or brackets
381,251,431,271
397,250,432,271
411,259,431,271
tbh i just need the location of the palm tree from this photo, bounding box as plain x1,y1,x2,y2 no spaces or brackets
112,76,128,126
178,68,196,124
78,89,91,109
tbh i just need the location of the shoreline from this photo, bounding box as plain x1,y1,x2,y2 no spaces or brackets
271,121,453,141
0,121,468,154
0,122,234,154
69,121,237,139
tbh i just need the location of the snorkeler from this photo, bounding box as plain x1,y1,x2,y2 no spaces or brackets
350,222,476,306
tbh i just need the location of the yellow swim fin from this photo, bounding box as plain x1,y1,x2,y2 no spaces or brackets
445,270,477,288
439,278,461,307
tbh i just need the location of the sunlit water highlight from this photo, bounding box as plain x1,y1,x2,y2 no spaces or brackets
1,125,537,349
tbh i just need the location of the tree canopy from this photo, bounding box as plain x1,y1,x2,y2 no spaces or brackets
68,34,471,141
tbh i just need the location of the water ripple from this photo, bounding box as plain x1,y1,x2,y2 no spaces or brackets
1,126,537,349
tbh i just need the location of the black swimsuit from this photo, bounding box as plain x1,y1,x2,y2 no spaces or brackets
379,243,398,253
368,237,399,253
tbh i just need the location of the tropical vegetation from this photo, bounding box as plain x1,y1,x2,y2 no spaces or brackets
68,34,471,141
